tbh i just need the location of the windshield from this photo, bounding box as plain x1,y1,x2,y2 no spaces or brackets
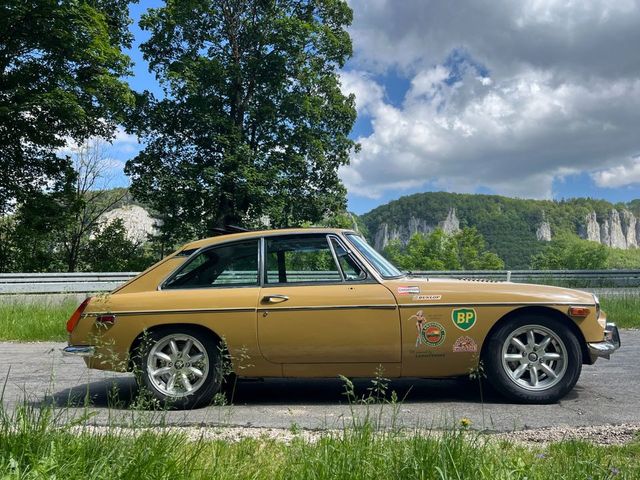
345,234,403,279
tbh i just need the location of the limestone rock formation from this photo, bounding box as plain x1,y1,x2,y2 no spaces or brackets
536,221,552,241
373,207,459,250
440,208,460,235
96,204,159,244
581,209,639,249
584,211,601,243
622,210,637,248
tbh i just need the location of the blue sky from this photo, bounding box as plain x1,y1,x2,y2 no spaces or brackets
105,1,640,215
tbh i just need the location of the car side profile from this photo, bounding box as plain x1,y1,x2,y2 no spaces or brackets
64,227,620,408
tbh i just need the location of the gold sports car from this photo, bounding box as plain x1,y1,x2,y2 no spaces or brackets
64,227,621,408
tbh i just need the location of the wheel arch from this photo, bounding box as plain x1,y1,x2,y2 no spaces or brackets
127,323,227,371
480,305,591,365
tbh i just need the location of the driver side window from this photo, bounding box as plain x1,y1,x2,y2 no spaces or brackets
265,235,342,284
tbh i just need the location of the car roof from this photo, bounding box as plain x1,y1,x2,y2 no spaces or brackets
181,228,358,251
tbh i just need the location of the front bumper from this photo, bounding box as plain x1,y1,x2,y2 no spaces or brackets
587,323,621,362
62,345,95,357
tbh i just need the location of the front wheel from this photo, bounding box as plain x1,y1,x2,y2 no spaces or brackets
135,327,223,409
483,316,582,404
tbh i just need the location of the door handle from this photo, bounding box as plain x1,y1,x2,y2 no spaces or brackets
262,294,289,304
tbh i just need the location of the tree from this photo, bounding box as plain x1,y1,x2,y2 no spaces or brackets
383,228,505,271
126,0,357,245
3,139,130,272
60,139,128,271
0,0,134,215
531,235,608,270
85,218,154,272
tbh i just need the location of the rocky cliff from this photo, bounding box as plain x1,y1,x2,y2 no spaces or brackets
580,209,640,249
96,204,159,244
373,208,460,250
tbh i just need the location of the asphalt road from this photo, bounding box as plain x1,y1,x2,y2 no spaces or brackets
1,330,638,432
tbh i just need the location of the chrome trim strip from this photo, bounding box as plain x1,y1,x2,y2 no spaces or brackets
62,345,96,357
82,307,257,317
400,302,596,308
257,304,397,312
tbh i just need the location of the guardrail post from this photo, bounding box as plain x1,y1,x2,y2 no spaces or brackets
506,271,512,282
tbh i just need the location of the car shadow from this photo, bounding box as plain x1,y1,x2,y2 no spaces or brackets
40,375,510,410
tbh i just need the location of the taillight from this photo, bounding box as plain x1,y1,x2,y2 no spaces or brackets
66,297,91,333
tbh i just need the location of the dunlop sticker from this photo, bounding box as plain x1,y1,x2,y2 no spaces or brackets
398,286,420,295
452,308,477,331
413,294,442,301
453,336,478,353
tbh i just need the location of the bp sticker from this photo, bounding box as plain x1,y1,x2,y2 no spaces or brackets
451,308,477,331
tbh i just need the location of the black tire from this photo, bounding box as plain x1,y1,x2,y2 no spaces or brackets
483,315,582,404
134,326,224,409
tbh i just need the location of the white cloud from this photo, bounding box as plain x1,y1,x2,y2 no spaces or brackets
341,0,640,198
111,126,140,154
592,157,640,188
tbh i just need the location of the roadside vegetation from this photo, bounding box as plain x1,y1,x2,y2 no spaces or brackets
0,300,76,341
0,401,638,479
0,293,637,342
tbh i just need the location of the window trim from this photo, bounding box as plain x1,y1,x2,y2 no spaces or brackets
159,239,261,291
327,234,370,283
344,233,404,280
262,233,348,287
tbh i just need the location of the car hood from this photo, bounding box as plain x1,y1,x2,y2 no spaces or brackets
383,276,595,306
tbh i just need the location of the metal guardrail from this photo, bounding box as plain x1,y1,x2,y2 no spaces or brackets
419,269,640,287
1,270,640,294
0,272,138,294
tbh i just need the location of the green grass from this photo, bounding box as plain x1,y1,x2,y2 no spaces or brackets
0,300,76,341
0,402,639,479
0,294,637,342
600,295,640,329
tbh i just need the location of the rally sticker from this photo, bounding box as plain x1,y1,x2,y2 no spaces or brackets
411,310,446,348
420,322,446,347
398,286,420,295
453,336,478,353
452,308,477,331
413,294,442,301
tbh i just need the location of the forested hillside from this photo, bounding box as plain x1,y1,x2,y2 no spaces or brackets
360,192,640,269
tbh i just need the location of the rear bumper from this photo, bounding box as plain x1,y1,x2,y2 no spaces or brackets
587,323,621,362
62,345,95,357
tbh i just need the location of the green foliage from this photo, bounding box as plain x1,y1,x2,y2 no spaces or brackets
531,235,608,270
0,300,76,341
0,0,134,215
606,248,640,269
85,219,155,272
384,228,505,271
126,0,357,245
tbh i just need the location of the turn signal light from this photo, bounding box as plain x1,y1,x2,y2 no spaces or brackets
568,306,590,317
66,297,91,333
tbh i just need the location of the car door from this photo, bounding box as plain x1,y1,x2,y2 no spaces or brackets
257,234,400,366
157,238,276,377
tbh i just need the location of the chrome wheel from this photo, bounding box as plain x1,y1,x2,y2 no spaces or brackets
146,334,209,398
501,324,568,391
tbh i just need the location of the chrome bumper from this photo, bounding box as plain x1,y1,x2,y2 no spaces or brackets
588,323,621,362
62,345,96,357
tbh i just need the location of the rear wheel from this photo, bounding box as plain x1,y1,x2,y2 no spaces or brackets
135,327,223,409
484,315,582,404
